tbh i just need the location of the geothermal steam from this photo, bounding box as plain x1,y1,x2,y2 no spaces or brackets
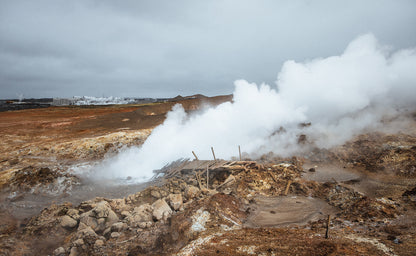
99,34,416,181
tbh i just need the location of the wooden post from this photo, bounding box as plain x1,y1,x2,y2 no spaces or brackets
325,215,331,239
211,147,216,161
238,145,242,161
192,151,199,161
194,171,202,190
284,180,292,195
206,166,209,190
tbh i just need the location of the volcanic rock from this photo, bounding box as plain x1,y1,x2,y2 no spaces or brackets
53,247,66,256
79,201,118,233
167,193,183,211
60,215,78,229
111,222,128,232
152,199,172,221
185,185,200,200
127,204,153,227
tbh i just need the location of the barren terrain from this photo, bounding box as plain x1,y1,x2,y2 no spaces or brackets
0,96,416,256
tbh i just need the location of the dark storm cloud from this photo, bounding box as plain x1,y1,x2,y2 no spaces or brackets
0,0,415,98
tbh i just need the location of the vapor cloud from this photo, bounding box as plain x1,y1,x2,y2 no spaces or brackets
97,34,416,181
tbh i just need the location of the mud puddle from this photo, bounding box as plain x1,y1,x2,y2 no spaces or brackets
302,163,361,183
245,195,338,228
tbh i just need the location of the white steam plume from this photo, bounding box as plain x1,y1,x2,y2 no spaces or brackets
98,34,416,181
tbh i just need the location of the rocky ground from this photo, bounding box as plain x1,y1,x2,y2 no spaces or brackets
0,98,415,255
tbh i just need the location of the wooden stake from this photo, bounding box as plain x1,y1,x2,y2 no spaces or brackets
238,145,242,161
192,151,199,161
194,171,202,190
284,180,292,195
206,166,209,190
325,215,331,239
211,147,216,161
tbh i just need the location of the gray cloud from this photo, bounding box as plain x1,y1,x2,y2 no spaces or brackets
1,0,416,98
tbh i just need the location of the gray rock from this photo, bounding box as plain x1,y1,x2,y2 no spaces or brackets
53,247,66,256
73,239,84,247
111,222,128,232
94,239,105,248
152,199,172,221
66,209,80,220
76,222,98,238
69,247,79,256
60,215,78,229
110,232,121,238
79,201,119,233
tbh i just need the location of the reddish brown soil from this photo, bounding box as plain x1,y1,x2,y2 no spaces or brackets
0,95,232,140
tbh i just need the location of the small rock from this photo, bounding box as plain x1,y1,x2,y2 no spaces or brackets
150,189,162,199
109,199,127,212
69,246,79,256
94,239,105,248
73,238,84,247
76,223,98,238
152,199,172,221
308,168,316,172
60,215,78,229
92,201,111,218
121,211,131,219
53,247,66,256
138,222,147,229
111,222,128,232
110,232,120,238
67,209,80,220
103,227,112,237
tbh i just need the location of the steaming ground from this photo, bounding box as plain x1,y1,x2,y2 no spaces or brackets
94,34,416,182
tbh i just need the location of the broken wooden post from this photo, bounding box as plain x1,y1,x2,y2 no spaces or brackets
238,145,242,161
194,170,202,190
206,166,209,190
211,147,216,161
325,215,331,239
284,180,292,195
192,151,199,161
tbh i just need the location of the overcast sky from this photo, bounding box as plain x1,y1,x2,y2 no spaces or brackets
0,0,415,99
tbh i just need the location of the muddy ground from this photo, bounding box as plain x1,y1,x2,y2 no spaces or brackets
0,96,416,256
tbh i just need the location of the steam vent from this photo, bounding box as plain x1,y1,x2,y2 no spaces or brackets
1,2,416,254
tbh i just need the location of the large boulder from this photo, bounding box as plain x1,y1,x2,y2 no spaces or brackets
167,194,183,211
126,203,154,228
152,199,172,221
185,185,200,200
